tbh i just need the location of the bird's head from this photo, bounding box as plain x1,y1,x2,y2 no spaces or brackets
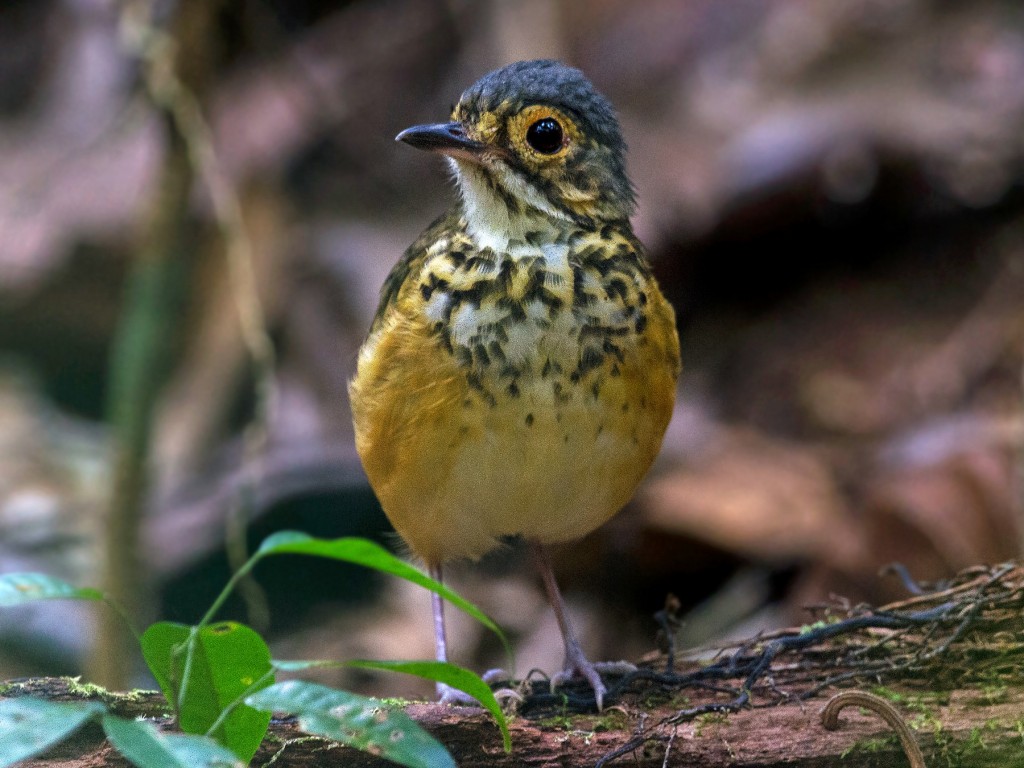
397,60,634,239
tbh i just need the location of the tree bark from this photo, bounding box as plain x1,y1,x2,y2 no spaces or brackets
6,677,1024,767
15,562,1024,766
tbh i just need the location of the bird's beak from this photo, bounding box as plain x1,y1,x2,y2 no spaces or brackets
395,121,487,160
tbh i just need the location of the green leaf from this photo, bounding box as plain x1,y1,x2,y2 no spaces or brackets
141,621,273,762
247,680,455,768
0,573,103,606
273,658,511,752
0,698,104,767
103,714,244,768
350,660,511,752
255,532,509,655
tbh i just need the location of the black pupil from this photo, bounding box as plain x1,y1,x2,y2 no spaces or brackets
526,118,563,154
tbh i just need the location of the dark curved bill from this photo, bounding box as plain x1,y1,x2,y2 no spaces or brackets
395,121,487,157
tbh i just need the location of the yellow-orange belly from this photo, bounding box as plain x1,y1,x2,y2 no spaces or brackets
350,285,678,565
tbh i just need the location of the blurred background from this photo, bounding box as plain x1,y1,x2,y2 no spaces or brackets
0,0,1022,699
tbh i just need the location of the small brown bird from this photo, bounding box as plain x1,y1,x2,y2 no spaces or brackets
349,60,680,709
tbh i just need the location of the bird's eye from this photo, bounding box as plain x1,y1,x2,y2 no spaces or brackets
526,117,564,154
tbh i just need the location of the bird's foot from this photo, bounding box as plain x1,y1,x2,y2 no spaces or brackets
593,660,638,676
550,643,636,710
436,682,480,706
436,668,523,707
480,667,513,685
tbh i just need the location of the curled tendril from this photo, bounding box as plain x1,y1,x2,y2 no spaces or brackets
821,691,926,768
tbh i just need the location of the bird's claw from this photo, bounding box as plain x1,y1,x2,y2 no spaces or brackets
550,646,635,710
436,668,523,707
550,664,605,710
437,681,479,706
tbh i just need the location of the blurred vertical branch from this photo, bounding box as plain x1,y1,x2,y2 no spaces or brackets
123,0,277,624
89,0,212,689
91,0,275,687
92,119,192,688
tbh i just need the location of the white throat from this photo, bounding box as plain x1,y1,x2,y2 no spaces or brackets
450,159,570,252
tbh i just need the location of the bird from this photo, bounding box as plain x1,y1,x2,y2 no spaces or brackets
349,59,680,710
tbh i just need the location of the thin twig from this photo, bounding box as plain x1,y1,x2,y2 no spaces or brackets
585,562,1024,764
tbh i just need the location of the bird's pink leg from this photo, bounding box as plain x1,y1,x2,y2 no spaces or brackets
530,542,608,710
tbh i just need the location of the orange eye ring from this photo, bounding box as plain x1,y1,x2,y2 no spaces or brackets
511,105,575,162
